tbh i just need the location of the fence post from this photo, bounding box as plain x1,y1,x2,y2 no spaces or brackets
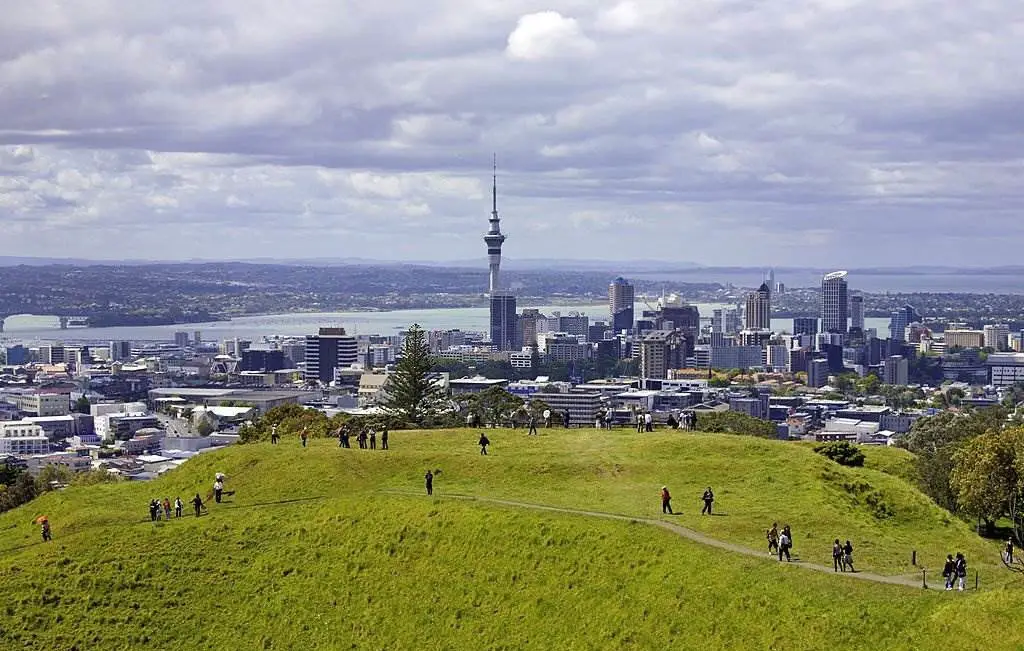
975,571,979,591
912,550,917,566
922,569,927,589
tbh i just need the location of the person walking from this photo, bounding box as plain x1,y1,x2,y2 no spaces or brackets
191,493,204,518
832,539,844,572
701,487,714,515
149,499,159,522
955,552,967,591
174,496,183,518
358,429,368,449
381,427,389,450
1005,538,1015,564
528,414,539,436
842,540,855,572
661,486,673,514
778,528,792,562
479,433,490,455
767,523,779,556
369,430,377,450
271,425,279,445
562,411,570,428
41,518,51,542
162,497,172,520
425,470,434,496
300,427,308,448
338,428,345,447
943,554,956,591
636,412,644,433
645,412,653,432
213,478,224,503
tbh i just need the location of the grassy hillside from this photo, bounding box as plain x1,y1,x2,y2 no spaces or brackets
0,429,1019,650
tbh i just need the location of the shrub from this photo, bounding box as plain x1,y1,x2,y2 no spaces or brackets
814,441,866,467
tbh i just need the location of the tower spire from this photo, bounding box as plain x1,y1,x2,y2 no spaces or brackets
484,154,506,294
492,153,498,218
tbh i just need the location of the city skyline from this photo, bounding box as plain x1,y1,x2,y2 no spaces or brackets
2,3,1023,265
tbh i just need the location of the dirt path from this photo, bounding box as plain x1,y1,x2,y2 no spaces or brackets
381,489,936,591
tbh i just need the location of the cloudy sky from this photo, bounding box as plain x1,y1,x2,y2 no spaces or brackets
1,1,1021,267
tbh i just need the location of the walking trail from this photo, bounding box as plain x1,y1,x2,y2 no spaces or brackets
380,489,936,591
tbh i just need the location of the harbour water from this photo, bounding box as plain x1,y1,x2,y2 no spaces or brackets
1,304,889,345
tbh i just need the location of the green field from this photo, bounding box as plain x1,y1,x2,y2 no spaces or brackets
1,428,1019,649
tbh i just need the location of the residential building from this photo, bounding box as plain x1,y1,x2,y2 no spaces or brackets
304,327,358,384
8,392,70,417
744,283,771,330
639,330,686,379
519,310,543,349
25,415,75,441
984,324,1010,351
174,332,190,348
821,271,848,334
944,329,985,350
883,355,909,386
609,277,635,333
540,333,590,363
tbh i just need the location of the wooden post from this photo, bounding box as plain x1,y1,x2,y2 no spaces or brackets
922,569,927,589
912,550,917,566
975,571,979,591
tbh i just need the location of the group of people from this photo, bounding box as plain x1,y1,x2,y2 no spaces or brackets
337,426,389,450
943,553,969,591
659,486,715,515
766,523,795,561
666,412,698,431
147,472,227,521
832,539,856,572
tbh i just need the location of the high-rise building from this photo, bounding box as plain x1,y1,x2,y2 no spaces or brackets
807,358,830,388
639,330,686,380
609,277,635,333
849,294,864,332
984,324,1010,351
174,331,190,348
744,282,771,330
109,341,133,362
193,331,202,346
558,313,590,341
490,293,518,351
484,156,517,351
712,307,742,335
889,304,920,342
821,271,849,334
518,309,543,349
884,355,909,386
793,317,819,336
304,327,358,384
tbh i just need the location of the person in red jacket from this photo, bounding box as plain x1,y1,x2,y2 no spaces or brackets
661,486,673,514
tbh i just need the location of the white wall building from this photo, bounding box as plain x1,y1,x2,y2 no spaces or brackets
0,420,49,455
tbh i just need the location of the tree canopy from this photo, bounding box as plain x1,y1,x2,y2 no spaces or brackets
385,324,446,426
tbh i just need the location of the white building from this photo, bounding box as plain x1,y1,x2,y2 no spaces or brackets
0,420,49,455
984,324,1010,351
987,353,1024,388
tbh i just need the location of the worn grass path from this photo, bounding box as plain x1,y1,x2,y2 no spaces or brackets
382,489,938,591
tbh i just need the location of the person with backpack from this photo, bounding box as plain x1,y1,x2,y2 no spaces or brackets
766,523,779,556
832,539,844,572
40,517,52,542
478,433,490,455
779,525,793,562
842,540,855,572
942,554,956,591
701,487,714,515
661,486,673,514
955,552,967,591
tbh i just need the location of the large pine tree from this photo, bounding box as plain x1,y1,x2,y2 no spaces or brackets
385,323,445,425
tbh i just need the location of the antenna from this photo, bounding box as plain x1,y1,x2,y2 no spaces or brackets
492,153,498,217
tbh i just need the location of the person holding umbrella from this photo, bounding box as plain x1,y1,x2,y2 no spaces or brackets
35,515,52,542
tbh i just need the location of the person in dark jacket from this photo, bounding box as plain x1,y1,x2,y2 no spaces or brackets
562,411,570,428
149,499,159,521
833,539,844,572
842,540,855,572
191,493,204,517
369,430,377,450
661,486,673,514
955,552,967,591
1005,538,1014,565
381,427,389,450
701,487,714,515
942,554,955,591
300,428,308,448
425,470,434,496
478,433,490,455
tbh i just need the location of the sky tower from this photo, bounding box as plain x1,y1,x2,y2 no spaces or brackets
484,154,506,294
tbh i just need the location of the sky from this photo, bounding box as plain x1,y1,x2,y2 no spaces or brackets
1,1,1022,267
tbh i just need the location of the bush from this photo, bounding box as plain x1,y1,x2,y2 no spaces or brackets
814,441,866,467
695,412,776,438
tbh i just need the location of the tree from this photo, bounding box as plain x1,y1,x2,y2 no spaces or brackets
465,386,524,426
196,419,215,436
950,427,1024,539
695,412,777,438
73,396,91,414
814,441,866,467
385,324,446,426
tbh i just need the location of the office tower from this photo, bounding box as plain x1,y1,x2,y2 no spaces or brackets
984,324,1010,351
484,156,517,350
849,294,865,332
884,355,909,386
889,304,919,342
821,271,849,334
174,331,189,348
807,358,830,388
558,312,589,341
519,309,543,349
639,330,686,380
744,282,772,330
109,341,133,362
609,277,635,332
793,317,819,336
194,331,202,345
712,307,741,335
304,327,358,384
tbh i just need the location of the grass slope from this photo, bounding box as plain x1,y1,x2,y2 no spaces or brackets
0,429,1018,650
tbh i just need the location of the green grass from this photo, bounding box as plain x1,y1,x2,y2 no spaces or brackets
0,428,1020,650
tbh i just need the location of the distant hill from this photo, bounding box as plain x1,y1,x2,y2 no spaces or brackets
0,429,1016,649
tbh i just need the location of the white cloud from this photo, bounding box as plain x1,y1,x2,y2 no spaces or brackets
506,11,596,61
